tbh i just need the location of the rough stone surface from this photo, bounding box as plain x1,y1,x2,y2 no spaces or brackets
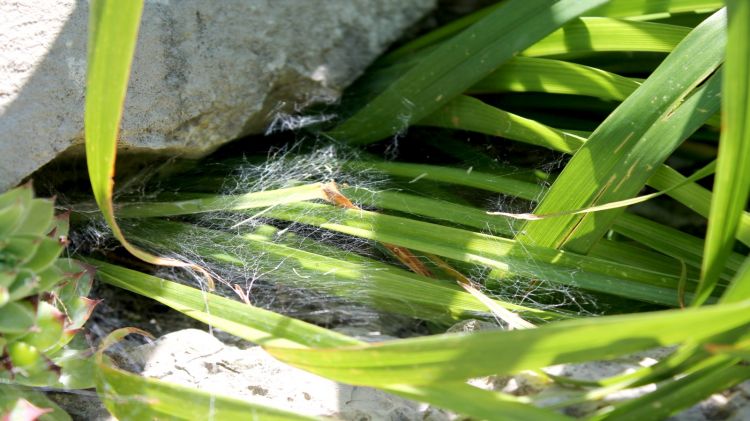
0,0,435,191
132,329,450,420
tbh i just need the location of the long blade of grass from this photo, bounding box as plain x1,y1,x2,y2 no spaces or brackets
342,160,748,269
383,0,719,65
85,0,208,278
517,9,727,252
592,357,748,421
346,19,690,115
261,203,699,306
265,299,750,386
342,187,697,279
693,0,750,305
121,219,563,323
720,257,750,304
614,213,742,281
114,171,742,296
115,183,328,218
587,0,723,20
345,160,541,201
328,0,607,145
420,95,586,154
91,261,568,420
419,90,739,242
89,258,359,348
521,18,690,57
468,57,641,101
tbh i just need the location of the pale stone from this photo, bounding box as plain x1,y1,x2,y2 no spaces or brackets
133,329,449,420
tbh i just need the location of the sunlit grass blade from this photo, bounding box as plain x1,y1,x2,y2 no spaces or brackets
517,9,726,253
95,329,319,421
89,259,358,348
468,57,641,101
328,0,606,145
115,183,328,218
614,214,742,282
720,257,750,304
120,219,563,323
265,300,750,386
341,187,516,237
90,261,569,420
694,0,750,305
587,0,723,20
592,357,748,421
344,160,541,200
342,160,745,272
261,203,699,306
347,19,690,115
419,90,742,242
117,157,740,286
420,95,586,153
390,383,572,421
342,187,696,279
85,0,208,279
521,18,689,57
382,0,718,65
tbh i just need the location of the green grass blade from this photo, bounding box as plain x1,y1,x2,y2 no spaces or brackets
468,57,641,101
587,0,723,20
85,0,142,210
517,9,726,252
721,257,750,304
342,187,516,237
121,219,562,323
380,2,505,64
262,203,697,306
639,165,750,247
89,259,359,348
383,1,719,65
90,261,566,420
419,95,585,154
114,162,741,287
521,18,689,57
694,0,750,305
344,187,703,282
328,0,607,145
265,300,750,386
344,161,542,201
417,95,748,248
115,183,328,218
390,383,573,421
346,18,689,116
614,213,742,282
594,357,748,421
86,0,202,272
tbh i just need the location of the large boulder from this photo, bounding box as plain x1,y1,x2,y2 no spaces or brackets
0,0,435,191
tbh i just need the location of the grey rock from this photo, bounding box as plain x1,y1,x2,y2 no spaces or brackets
0,0,435,191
